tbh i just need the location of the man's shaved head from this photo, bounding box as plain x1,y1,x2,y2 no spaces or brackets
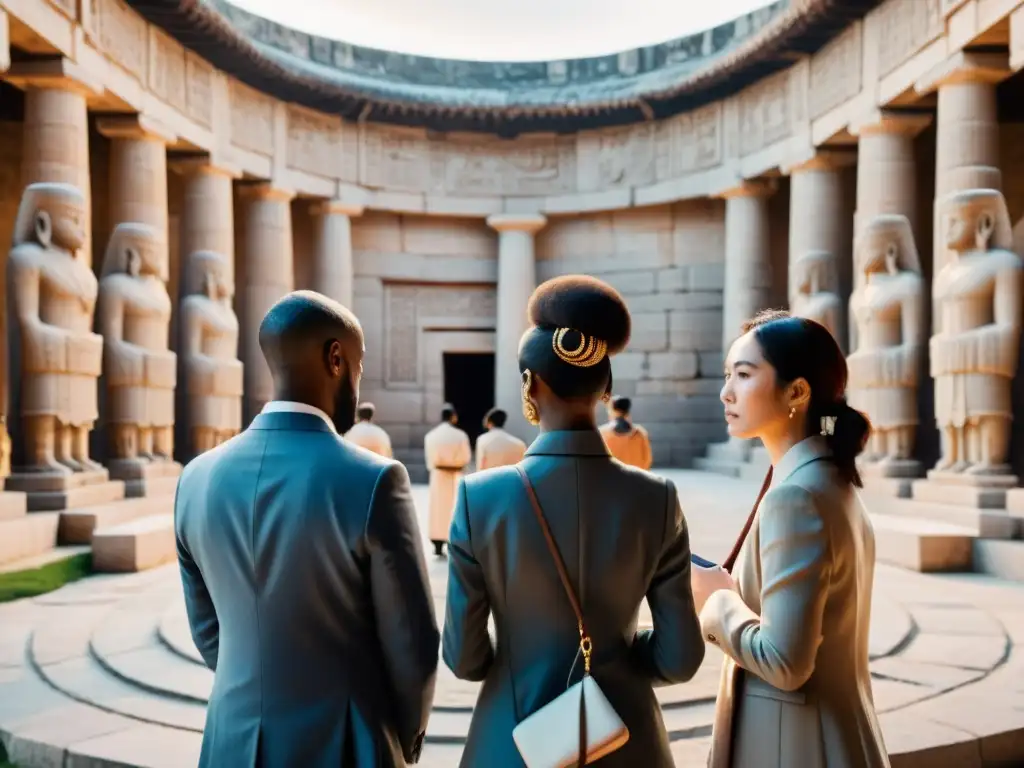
258,291,365,432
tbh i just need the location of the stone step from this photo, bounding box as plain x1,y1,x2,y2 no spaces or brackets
59,493,176,545
692,457,743,477
972,539,1024,582
0,512,59,566
0,544,90,575
92,514,175,573
869,513,974,573
861,492,1017,539
0,490,28,521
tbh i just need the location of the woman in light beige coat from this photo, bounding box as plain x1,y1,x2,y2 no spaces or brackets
424,404,471,557
694,310,889,768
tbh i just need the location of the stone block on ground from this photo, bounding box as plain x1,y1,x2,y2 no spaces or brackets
59,494,177,545
912,471,1018,509
0,513,59,566
859,459,923,499
861,492,1017,539
106,459,182,499
5,470,125,513
0,491,28,521
91,515,175,573
972,540,1024,583
869,513,974,572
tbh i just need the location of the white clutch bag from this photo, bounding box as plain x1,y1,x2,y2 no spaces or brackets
512,467,630,767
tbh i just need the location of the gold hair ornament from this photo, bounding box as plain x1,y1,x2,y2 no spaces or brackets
522,369,540,425
552,327,608,368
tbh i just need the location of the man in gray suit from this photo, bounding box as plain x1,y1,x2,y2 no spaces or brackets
175,290,440,767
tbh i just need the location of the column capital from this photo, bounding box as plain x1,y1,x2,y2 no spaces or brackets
850,108,933,138
915,50,1011,95
5,57,103,96
486,213,547,234
238,181,295,203
96,114,176,144
713,178,777,200
168,153,242,179
782,149,857,175
310,199,364,217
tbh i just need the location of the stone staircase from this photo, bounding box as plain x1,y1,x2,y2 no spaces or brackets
693,441,770,482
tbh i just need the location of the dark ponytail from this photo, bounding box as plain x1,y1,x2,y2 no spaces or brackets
742,310,873,487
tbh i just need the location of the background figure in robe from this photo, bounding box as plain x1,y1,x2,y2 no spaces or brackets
424,404,471,557
474,408,526,471
600,395,653,469
344,402,393,458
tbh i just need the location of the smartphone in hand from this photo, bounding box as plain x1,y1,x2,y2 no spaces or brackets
690,553,718,569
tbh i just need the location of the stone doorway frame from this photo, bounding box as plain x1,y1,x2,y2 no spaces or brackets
421,329,495,424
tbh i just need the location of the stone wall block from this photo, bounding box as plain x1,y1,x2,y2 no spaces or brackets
627,312,670,352
357,389,425,424
698,350,725,378
669,309,724,351
646,351,699,380
686,263,726,291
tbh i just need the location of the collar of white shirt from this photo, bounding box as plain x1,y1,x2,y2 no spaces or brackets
261,400,337,434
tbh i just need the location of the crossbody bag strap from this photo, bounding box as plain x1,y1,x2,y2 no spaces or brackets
722,466,773,574
515,465,591,767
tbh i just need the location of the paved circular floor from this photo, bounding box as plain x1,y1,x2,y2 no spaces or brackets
1,470,1023,767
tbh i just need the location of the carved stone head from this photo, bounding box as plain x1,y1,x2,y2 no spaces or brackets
857,214,921,276
12,182,87,253
185,250,233,303
791,251,836,295
100,223,165,281
940,189,1013,255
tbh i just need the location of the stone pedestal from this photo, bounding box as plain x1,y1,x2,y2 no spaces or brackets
5,470,124,513
311,200,362,308
912,471,1019,510
238,183,295,423
487,214,546,442
859,459,923,498
0,491,27,521
106,460,182,499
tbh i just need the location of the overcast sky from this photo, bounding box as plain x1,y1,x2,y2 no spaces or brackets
229,0,776,61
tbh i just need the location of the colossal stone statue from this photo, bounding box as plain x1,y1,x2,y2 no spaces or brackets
846,215,924,492
179,250,243,457
5,183,122,510
928,189,1023,477
790,250,843,348
97,222,180,496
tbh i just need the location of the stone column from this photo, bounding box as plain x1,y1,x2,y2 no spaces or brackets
238,183,295,423
916,52,1009,278
785,153,854,351
487,214,546,442
310,200,362,308
172,157,238,284
97,115,174,272
709,180,775,463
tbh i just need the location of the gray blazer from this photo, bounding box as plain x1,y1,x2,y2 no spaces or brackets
175,411,440,768
701,436,889,768
442,430,705,768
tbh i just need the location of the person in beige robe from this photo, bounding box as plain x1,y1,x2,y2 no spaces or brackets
424,404,471,557
475,408,526,471
599,396,653,470
344,402,393,458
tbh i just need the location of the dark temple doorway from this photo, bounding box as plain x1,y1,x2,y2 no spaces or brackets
443,352,495,447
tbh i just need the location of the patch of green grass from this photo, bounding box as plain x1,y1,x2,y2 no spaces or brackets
0,552,93,604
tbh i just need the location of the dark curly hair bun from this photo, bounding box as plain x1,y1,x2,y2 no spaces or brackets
527,275,631,355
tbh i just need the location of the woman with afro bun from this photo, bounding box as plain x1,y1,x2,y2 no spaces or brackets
442,275,705,767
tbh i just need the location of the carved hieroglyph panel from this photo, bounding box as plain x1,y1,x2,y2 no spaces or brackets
287,105,342,178
185,53,213,128
93,0,148,81
385,284,496,385
360,126,432,193
149,28,187,109
655,102,723,179
438,136,577,196
876,0,943,78
229,81,275,155
576,124,655,191
738,69,793,156
810,23,862,119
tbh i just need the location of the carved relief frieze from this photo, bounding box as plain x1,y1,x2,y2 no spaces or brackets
438,136,576,196
185,53,213,128
576,125,655,191
360,126,432,193
229,81,275,155
149,28,187,110
876,0,943,78
287,105,342,178
655,102,723,179
93,0,148,81
810,23,862,119
738,69,792,156
384,284,497,385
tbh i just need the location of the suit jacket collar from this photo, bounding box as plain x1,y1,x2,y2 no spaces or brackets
525,429,610,458
772,435,830,487
249,411,335,433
